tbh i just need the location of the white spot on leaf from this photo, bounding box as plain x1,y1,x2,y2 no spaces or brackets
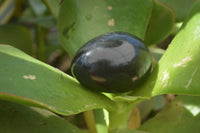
65,110,73,113
193,25,200,41
185,67,198,89
23,75,36,80
173,56,192,68
160,71,169,87
107,6,112,10
85,105,89,108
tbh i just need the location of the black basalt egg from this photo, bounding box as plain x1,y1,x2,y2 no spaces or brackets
71,32,152,93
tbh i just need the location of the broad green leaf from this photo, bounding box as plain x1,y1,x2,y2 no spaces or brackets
139,95,200,133
58,0,174,57
144,0,174,45
132,1,200,97
58,0,153,56
0,100,84,133
158,0,196,22
0,24,33,55
152,1,200,96
0,44,115,115
42,0,60,18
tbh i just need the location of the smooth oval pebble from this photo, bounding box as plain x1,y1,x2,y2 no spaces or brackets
71,32,152,93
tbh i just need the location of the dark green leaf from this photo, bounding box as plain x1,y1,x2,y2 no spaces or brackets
0,100,84,133
58,0,174,56
42,0,60,18
144,0,174,45
158,0,196,22
0,24,33,55
58,0,153,56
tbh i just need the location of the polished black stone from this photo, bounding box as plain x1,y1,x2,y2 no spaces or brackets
71,32,152,93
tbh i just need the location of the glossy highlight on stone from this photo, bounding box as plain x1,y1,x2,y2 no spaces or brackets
71,32,152,93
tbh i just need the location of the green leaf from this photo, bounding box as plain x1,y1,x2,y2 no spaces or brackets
58,0,153,56
0,44,115,115
144,0,174,45
152,1,200,96
0,24,33,55
139,95,200,132
0,100,85,133
158,0,196,22
42,0,60,18
58,0,174,56
132,1,200,97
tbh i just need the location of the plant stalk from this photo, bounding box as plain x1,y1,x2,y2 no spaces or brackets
108,103,133,132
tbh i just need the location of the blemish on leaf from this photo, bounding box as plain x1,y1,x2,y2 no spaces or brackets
85,105,89,108
65,110,73,113
193,25,200,41
108,18,115,26
85,14,93,21
49,106,54,109
60,73,64,80
23,75,36,80
185,67,198,89
160,71,169,87
173,56,192,68
62,22,76,38
40,122,46,125
107,6,112,10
